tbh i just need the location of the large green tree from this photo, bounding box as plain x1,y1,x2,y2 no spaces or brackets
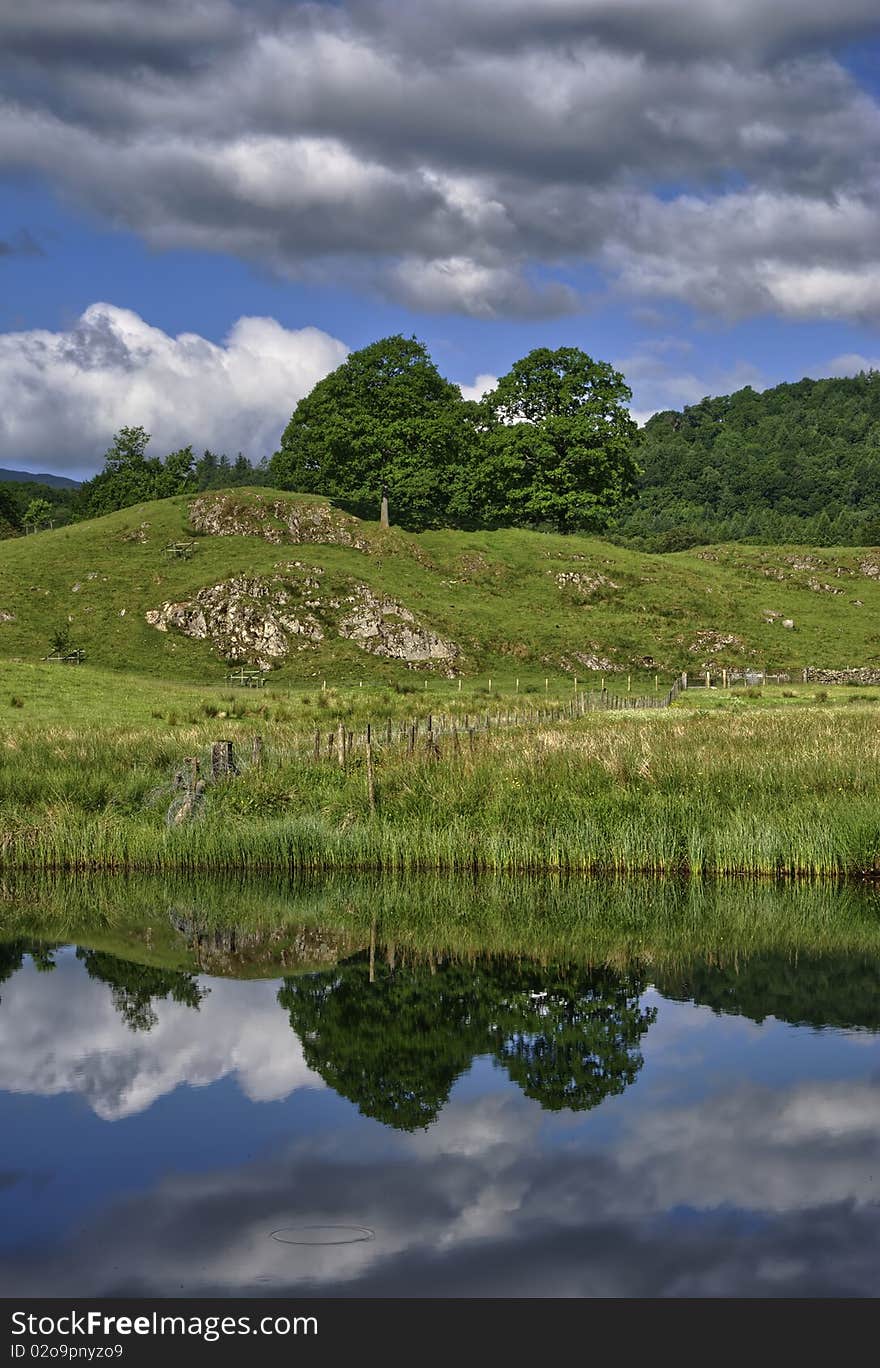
269,335,478,527
458,347,640,532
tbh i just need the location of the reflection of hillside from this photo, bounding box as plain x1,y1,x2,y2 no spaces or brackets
653,954,880,1031
278,954,655,1130
170,911,362,978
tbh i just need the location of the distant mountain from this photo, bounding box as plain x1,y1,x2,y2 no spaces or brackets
0,467,81,489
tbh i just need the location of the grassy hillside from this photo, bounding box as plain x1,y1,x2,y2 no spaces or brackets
1,486,879,684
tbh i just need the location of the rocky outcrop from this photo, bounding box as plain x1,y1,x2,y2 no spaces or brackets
687,630,747,658
572,651,617,671
188,492,370,550
0,610,15,624
146,573,324,669
338,586,458,668
553,570,618,593
804,666,880,685
146,572,458,671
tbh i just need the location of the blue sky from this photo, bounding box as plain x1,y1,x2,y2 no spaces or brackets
2,1,880,477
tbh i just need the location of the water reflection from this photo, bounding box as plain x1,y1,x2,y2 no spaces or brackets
1,874,879,1296
280,955,655,1129
654,953,880,1030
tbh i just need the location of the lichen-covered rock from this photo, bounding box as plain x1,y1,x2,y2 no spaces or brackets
0,610,15,624
553,570,619,593
188,492,370,550
338,587,458,668
687,630,747,657
569,649,618,671
784,555,820,571
146,574,324,669
147,572,457,671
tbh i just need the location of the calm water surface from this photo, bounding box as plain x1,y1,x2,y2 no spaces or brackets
1,878,879,1297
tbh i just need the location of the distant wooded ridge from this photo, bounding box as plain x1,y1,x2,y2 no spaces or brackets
2,356,880,548
0,468,80,488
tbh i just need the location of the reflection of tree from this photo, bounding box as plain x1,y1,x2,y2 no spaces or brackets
279,954,655,1130
0,940,56,1003
75,948,207,1032
279,960,485,1129
482,963,655,1111
653,954,880,1031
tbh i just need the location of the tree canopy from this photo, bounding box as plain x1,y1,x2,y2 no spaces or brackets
269,334,476,528
616,371,880,549
269,337,639,531
463,347,640,531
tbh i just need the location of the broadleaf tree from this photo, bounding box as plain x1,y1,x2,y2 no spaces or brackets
269,335,480,527
465,347,641,532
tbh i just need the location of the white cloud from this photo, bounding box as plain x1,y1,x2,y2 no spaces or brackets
0,952,323,1119
827,352,880,375
457,373,499,402
615,341,765,420
0,303,348,474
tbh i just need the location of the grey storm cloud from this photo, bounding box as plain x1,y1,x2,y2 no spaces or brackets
1,1,880,318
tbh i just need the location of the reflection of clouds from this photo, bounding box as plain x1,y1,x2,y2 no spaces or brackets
0,955,322,1120
3,1073,880,1296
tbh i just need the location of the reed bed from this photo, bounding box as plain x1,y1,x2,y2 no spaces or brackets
2,705,880,876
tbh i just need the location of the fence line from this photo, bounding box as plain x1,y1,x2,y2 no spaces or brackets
191,674,688,787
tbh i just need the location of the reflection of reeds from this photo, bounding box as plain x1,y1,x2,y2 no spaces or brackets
2,707,880,875
2,871,880,979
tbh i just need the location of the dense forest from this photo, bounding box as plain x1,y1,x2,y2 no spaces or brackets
4,353,880,548
616,372,880,549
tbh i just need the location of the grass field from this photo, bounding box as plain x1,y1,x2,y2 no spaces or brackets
2,684,880,877
3,488,880,878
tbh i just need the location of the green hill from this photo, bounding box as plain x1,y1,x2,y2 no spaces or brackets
0,486,879,683
621,371,880,548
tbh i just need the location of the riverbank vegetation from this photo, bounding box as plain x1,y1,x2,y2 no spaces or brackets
2,699,880,877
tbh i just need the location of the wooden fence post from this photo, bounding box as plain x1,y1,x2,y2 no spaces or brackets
211,740,235,779
337,720,345,768
252,734,263,767
365,724,376,814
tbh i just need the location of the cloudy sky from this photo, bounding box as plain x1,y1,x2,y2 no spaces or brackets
2,0,880,476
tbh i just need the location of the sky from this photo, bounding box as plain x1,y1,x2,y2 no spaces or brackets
2,1,880,478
